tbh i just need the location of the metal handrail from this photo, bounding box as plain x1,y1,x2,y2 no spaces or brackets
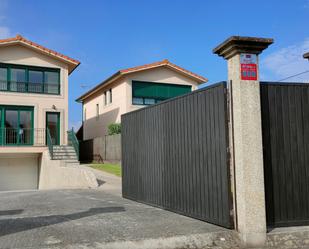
46,128,54,159
0,128,46,146
67,128,79,160
0,80,60,95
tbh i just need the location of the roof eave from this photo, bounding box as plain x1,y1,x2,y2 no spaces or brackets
165,64,208,83
121,63,207,83
76,60,208,102
0,38,80,73
76,71,122,103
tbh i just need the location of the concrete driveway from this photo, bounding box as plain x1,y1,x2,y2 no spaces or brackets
0,169,238,249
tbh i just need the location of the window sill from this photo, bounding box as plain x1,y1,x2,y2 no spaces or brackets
103,103,113,108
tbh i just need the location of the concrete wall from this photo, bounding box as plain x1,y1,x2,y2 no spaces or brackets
39,150,98,189
80,134,121,162
0,150,98,191
82,67,200,140
0,44,69,146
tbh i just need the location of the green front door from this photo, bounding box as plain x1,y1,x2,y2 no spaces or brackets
46,112,60,145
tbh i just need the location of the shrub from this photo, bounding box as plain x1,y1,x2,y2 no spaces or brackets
108,123,121,135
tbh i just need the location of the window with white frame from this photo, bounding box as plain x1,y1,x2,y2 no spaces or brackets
103,89,112,106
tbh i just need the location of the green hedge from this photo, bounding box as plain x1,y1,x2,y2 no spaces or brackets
108,123,121,135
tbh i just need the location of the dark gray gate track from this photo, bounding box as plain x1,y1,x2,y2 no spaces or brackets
121,83,232,228
261,82,309,227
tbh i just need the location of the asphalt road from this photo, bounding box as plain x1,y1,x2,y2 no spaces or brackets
0,186,231,248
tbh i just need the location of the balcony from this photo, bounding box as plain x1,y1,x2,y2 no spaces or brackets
0,81,60,95
0,128,46,146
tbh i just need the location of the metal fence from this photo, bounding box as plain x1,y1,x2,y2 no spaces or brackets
0,128,46,146
261,82,309,227
0,80,60,95
121,82,232,228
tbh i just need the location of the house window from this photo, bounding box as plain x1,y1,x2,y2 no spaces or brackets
109,89,112,103
10,68,26,92
103,89,113,105
96,104,99,120
0,63,60,95
132,97,144,105
144,98,156,105
104,91,107,106
132,81,192,105
28,70,44,93
44,71,59,94
0,105,34,145
0,67,8,91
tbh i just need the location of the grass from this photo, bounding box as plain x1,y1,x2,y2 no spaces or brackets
90,163,121,177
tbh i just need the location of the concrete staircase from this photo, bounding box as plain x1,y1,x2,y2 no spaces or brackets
52,145,79,166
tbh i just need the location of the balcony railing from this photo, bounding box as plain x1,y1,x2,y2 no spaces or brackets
0,128,46,146
0,81,60,95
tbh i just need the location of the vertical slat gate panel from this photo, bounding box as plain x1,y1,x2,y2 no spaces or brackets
121,83,232,228
261,82,309,227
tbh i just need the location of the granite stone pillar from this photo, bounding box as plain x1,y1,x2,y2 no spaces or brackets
213,36,273,247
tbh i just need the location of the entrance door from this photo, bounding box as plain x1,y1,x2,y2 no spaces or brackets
46,112,60,145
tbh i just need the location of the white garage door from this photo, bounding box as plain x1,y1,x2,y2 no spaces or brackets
0,156,38,191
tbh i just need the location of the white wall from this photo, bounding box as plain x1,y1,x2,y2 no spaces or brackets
83,77,127,140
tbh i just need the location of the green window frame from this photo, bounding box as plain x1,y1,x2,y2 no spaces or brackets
0,105,34,146
132,81,192,105
0,62,60,95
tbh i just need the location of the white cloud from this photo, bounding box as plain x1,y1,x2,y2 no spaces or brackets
262,38,309,82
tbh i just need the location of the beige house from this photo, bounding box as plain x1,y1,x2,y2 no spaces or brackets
76,60,208,140
0,35,97,191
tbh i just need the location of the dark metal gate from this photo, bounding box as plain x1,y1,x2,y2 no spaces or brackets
121,83,232,228
261,82,309,227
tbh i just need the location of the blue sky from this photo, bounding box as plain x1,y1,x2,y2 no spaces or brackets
0,0,309,129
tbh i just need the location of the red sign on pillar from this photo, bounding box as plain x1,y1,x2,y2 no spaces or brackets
240,54,257,80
